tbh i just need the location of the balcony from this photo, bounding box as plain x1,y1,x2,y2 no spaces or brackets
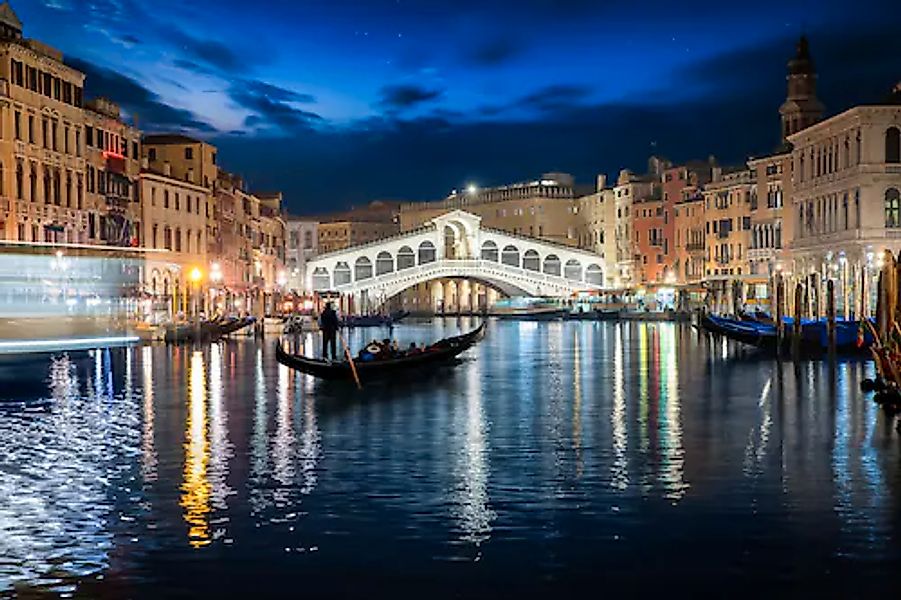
685,242,705,252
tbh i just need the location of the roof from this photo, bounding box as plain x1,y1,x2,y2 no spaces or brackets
0,2,22,32
142,134,202,145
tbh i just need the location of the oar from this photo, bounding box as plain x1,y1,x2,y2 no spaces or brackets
338,330,363,390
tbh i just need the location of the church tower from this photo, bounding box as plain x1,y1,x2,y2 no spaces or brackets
779,35,824,141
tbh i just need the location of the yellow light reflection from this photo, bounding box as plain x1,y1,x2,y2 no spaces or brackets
180,351,211,548
573,332,583,479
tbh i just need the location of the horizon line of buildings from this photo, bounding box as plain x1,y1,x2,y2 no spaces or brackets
1,0,899,318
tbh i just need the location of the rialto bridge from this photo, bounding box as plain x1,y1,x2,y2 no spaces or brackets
306,210,608,312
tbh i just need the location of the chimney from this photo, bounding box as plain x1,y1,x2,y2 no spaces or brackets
596,174,607,191
163,161,171,177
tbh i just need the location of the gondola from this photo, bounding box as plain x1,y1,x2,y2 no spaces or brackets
700,314,873,356
275,322,486,382
164,315,255,343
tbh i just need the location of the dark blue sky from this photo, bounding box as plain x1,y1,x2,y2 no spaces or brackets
21,0,901,214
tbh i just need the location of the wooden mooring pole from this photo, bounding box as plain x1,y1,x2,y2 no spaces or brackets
792,282,803,359
827,279,836,355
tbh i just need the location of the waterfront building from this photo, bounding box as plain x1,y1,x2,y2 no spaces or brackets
747,152,790,277
612,167,659,286
285,217,318,293
574,175,617,286
0,3,90,244
317,200,400,253
673,182,707,284
399,173,584,246
83,98,142,246
138,169,209,318
703,168,754,278
787,92,901,314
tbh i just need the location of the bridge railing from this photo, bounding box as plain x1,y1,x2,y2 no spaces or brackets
327,258,600,293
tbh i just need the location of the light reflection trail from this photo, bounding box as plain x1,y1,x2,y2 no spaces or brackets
296,371,321,496
451,352,494,547
249,348,269,514
141,346,157,483
611,324,628,491
658,324,687,501
208,344,234,516
272,362,294,506
180,351,211,548
573,332,583,479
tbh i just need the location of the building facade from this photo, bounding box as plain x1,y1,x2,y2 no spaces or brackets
704,169,753,278
286,217,318,293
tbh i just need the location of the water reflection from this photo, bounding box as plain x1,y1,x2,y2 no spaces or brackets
0,321,900,595
450,353,494,547
180,351,211,548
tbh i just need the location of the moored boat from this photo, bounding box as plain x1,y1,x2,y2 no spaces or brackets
700,313,873,355
275,323,485,382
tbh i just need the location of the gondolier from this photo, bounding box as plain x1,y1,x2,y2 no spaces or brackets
320,302,339,360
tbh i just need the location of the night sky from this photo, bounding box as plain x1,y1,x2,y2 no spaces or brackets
21,0,901,214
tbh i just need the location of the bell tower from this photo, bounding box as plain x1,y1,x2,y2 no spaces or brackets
779,35,824,141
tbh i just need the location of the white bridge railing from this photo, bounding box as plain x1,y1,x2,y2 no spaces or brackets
326,258,601,299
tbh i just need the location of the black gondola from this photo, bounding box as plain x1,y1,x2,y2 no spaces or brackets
164,315,255,344
275,323,486,381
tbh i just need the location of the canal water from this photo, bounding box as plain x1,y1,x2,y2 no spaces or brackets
1,318,900,598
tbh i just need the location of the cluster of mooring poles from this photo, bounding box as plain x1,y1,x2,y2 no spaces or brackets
859,250,901,428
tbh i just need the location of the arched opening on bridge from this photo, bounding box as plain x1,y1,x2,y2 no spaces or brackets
481,240,498,262
397,246,415,270
585,264,604,286
444,226,457,259
501,245,520,267
418,241,437,264
523,250,540,271
334,262,351,285
355,256,373,281
312,267,330,291
544,254,561,276
376,251,394,275
564,259,582,282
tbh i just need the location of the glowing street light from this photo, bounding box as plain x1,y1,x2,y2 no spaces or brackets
190,267,203,283
467,184,478,195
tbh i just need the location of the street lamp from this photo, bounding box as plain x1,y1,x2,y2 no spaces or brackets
189,267,203,317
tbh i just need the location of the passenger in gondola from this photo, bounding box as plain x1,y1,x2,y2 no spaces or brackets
319,302,339,360
407,342,421,355
358,341,382,362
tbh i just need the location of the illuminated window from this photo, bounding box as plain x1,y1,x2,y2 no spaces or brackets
886,188,901,228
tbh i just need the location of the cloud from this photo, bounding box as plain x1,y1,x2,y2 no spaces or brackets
66,57,216,133
517,85,592,112
228,80,322,131
467,38,523,66
168,27,248,74
378,85,444,111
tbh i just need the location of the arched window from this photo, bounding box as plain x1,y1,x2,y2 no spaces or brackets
543,254,561,276
886,188,901,228
501,245,520,267
334,262,351,285
397,246,415,270
15,161,23,200
418,240,436,264
312,267,331,291
564,259,582,282
585,264,603,285
354,256,373,280
523,249,540,271
376,251,394,275
886,127,901,164
480,240,498,262
444,226,457,259
29,164,36,202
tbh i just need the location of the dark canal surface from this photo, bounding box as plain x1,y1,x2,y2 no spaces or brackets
1,318,900,598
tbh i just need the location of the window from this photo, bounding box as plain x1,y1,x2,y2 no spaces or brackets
75,129,81,157
185,147,194,160
887,127,901,164
133,142,139,158
86,126,93,147
14,111,20,140
887,188,901,228
27,115,34,143
148,148,157,161
164,190,169,208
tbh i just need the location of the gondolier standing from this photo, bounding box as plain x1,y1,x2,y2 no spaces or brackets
320,302,339,360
